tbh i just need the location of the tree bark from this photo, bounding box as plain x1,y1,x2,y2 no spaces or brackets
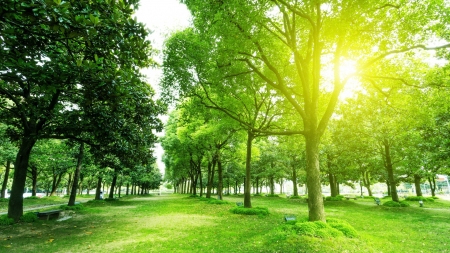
95,176,102,200
428,176,436,197
362,171,373,196
8,137,37,221
305,133,326,222
329,173,338,197
217,155,223,200
69,143,83,206
28,164,38,197
109,172,118,199
414,174,423,197
292,165,298,197
1,161,11,198
383,140,399,202
244,131,254,208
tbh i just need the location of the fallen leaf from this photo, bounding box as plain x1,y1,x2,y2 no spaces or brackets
48,238,54,243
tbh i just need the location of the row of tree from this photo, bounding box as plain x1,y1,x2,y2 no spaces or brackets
160,0,450,222
0,0,164,220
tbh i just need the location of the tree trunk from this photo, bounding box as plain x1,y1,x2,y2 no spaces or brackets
95,177,102,200
244,131,254,208
69,143,83,206
362,171,373,196
329,173,338,197
269,176,275,195
414,174,423,197
292,165,298,197
305,133,326,222
428,176,436,197
66,172,72,196
50,172,63,196
126,183,130,195
206,159,216,198
1,161,11,198
217,155,223,200
383,140,399,202
29,164,38,197
109,172,118,199
8,136,37,221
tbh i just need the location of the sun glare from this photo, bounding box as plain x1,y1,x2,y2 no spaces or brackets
338,60,362,101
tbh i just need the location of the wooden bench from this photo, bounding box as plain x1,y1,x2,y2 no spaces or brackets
374,198,381,205
284,215,296,222
37,209,62,220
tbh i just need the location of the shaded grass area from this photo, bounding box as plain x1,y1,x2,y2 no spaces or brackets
0,195,96,213
0,194,449,252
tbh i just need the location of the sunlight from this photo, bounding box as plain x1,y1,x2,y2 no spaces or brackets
338,60,363,101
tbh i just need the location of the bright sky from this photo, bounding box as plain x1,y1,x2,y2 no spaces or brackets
134,0,192,175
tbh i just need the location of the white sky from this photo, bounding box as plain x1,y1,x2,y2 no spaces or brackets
134,0,192,174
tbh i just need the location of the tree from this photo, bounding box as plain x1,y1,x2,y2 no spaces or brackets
180,0,450,221
1,0,160,220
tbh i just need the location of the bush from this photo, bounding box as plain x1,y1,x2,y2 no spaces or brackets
326,218,358,238
230,206,269,216
325,196,343,201
25,196,40,200
0,198,8,202
60,204,84,210
20,212,38,223
383,201,410,207
405,196,434,202
207,199,229,205
104,197,119,201
289,196,302,199
0,215,15,226
266,194,280,197
290,219,358,239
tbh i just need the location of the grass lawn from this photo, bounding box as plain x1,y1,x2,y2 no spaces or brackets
1,194,449,252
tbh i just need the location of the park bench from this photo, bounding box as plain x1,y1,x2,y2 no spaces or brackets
284,214,296,222
374,198,381,205
236,202,243,207
37,209,63,220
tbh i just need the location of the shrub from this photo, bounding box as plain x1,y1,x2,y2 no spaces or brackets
60,204,85,210
325,196,343,201
290,219,357,239
266,194,280,197
0,198,8,202
20,212,38,223
104,197,119,201
230,206,269,216
327,218,358,238
207,199,229,205
25,196,40,200
0,215,15,226
383,201,410,207
253,193,262,197
405,196,434,202
289,196,302,199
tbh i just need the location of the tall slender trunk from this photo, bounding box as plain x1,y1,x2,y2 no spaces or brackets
95,177,102,200
292,165,298,196
329,173,338,197
29,164,38,196
217,155,223,200
244,131,254,208
109,172,118,199
362,170,373,196
383,140,399,202
8,136,37,221
305,133,325,222
1,161,11,198
414,174,423,197
428,177,436,197
66,172,73,197
69,143,83,206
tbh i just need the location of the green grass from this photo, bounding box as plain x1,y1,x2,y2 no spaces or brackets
0,194,449,252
